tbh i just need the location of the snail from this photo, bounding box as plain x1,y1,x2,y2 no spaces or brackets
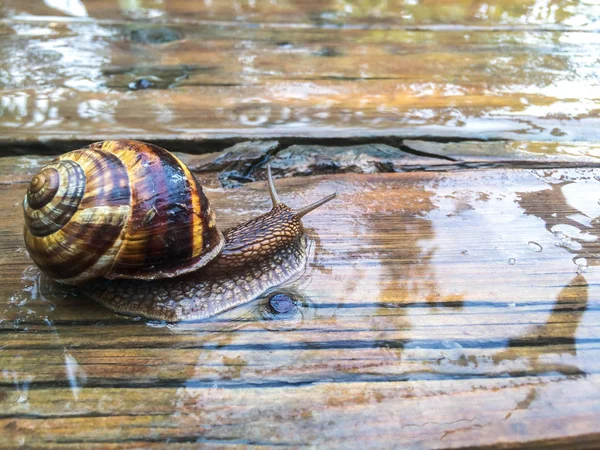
23,140,336,321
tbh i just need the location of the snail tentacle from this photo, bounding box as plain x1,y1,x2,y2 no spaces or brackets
266,165,281,207
294,192,338,219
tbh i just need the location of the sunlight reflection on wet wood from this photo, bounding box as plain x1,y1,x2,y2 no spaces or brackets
1,164,599,447
0,16,598,144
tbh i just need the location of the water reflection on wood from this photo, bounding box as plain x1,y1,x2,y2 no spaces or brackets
0,2,599,144
1,159,598,446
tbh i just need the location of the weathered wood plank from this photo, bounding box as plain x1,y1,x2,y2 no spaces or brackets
3,0,599,30
403,140,600,163
2,378,600,448
0,21,598,144
1,166,599,447
2,141,599,187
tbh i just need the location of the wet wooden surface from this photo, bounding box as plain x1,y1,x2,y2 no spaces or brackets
0,1,599,146
2,147,600,447
1,0,600,448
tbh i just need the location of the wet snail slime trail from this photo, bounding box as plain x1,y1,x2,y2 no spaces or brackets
22,140,337,321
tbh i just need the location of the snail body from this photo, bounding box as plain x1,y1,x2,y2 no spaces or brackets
23,140,336,321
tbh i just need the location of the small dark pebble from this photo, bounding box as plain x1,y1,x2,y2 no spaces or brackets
269,293,295,314
128,79,154,90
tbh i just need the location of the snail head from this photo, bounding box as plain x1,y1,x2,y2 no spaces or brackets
265,165,337,218
211,165,337,272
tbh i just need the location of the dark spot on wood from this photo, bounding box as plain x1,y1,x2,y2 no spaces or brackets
129,27,184,45
128,79,154,90
315,46,343,57
269,293,295,314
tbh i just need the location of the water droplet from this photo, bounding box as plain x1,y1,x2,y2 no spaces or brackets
461,250,469,256
554,238,583,252
508,258,516,265
527,241,543,252
574,257,588,275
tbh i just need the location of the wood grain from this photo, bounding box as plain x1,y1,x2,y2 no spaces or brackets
2,161,599,447
0,16,598,145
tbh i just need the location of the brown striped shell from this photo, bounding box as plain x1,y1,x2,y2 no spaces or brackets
23,140,224,285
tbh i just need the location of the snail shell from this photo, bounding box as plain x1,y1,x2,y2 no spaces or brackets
23,140,224,284
23,140,337,321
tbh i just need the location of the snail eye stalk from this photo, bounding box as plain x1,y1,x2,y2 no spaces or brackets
266,164,337,217
267,165,281,207
294,193,338,218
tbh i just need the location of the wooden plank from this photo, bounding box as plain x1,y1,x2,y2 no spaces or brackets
3,140,600,185
2,378,600,448
3,0,599,30
1,165,599,447
0,21,598,145
403,140,600,163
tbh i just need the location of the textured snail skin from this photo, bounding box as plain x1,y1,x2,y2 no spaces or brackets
83,204,309,321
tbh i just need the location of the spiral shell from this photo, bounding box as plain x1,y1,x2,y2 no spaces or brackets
23,140,224,285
